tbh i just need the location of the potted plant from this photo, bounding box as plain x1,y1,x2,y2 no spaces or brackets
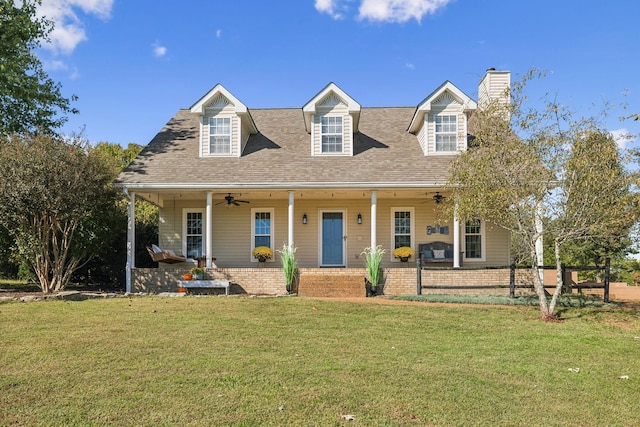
362,245,384,296
393,246,414,262
277,243,297,294
252,246,273,262
190,267,206,280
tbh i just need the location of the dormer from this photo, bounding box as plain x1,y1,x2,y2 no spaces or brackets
408,81,477,156
190,84,258,157
303,83,361,156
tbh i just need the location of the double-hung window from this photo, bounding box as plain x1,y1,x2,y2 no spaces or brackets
184,210,204,259
464,219,483,260
252,208,274,261
209,117,231,154
435,115,457,152
321,116,343,153
392,208,414,259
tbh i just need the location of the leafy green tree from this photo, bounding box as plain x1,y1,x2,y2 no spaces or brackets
447,70,639,319
0,0,77,135
70,142,158,289
0,133,118,293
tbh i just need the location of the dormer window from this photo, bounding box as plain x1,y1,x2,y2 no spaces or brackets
190,84,258,158
303,83,361,157
435,115,457,152
407,81,477,156
209,117,231,154
321,116,343,153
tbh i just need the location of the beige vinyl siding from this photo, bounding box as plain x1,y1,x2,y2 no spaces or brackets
481,222,510,265
478,71,510,108
312,102,353,156
202,103,240,157
416,121,428,155
157,197,510,269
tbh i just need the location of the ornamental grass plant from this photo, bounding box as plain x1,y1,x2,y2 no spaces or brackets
362,245,385,287
277,243,297,289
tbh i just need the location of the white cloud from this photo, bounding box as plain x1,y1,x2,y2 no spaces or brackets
216,29,222,39
37,0,114,54
314,0,345,20
152,42,167,58
315,0,452,23
404,62,415,70
358,0,452,23
611,128,637,150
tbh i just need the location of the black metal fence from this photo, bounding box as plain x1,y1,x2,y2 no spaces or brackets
416,258,611,303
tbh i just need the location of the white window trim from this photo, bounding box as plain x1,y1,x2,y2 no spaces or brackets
251,208,275,263
390,207,415,262
434,114,458,153
319,115,344,155
463,219,486,262
208,116,232,155
182,208,206,260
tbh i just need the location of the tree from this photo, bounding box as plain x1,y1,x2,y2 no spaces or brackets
0,133,118,293
72,142,158,289
447,70,639,319
0,0,77,135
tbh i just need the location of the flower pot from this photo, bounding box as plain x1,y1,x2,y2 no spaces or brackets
400,257,409,262
193,274,203,280
257,256,267,262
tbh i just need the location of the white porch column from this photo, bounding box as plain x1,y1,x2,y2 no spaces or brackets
370,190,377,248
453,200,461,268
206,192,213,268
288,191,294,247
125,190,136,293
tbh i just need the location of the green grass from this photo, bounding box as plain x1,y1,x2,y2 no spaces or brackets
1,296,640,426
392,293,614,308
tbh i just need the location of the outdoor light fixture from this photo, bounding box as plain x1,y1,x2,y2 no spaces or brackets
302,213,307,224
357,213,362,224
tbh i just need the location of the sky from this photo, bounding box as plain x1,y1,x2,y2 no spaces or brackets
35,0,640,149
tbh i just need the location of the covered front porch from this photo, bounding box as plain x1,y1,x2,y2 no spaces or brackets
124,187,509,294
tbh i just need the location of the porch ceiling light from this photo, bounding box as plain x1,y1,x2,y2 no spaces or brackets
302,213,307,224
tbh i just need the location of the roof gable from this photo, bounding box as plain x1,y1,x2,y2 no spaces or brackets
302,82,361,133
190,84,258,134
407,81,477,134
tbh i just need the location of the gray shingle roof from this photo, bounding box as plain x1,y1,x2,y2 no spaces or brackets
117,106,456,188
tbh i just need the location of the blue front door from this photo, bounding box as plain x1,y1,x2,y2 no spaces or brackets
322,212,344,266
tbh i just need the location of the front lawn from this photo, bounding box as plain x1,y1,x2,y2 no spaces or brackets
1,296,639,426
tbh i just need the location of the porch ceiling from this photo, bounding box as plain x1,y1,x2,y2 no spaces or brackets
131,188,450,206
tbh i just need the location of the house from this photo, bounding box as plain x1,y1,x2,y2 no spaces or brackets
117,68,512,296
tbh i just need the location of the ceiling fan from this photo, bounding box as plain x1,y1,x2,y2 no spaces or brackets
422,192,446,205
217,193,250,207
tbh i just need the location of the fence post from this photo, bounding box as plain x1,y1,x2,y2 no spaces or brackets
604,257,610,303
561,263,567,294
417,255,422,295
509,264,515,298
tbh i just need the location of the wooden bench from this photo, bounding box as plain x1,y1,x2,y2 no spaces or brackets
418,241,462,266
177,280,230,295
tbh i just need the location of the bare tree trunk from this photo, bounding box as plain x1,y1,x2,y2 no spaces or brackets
531,246,550,315
548,238,564,316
